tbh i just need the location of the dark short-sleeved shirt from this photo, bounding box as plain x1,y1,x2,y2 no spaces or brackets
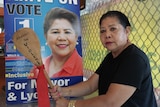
96,44,157,107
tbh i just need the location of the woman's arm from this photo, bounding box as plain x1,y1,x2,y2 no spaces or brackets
55,83,136,107
74,83,136,107
63,73,99,97
49,73,99,99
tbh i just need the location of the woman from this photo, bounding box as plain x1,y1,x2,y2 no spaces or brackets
29,7,84,79
50,11,158,107
43,7,82,78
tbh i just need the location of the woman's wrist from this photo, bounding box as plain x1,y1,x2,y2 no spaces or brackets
63,87,72,96
68,100,76,107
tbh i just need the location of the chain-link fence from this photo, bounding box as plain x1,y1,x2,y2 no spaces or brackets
80,0,160,105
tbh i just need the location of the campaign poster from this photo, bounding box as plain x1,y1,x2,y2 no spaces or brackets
4,0,82,104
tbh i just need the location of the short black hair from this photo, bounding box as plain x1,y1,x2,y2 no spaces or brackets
99,11,131,28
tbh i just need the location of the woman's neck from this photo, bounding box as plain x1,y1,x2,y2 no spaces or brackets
48,55,70,77
112,42,132,58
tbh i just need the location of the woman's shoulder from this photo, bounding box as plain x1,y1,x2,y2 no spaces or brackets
124,44,149,62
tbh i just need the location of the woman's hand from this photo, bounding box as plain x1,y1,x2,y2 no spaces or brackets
49,85,62,100
56,97,69,107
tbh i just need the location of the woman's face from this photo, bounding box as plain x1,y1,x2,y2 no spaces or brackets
100,16,130,52
46,19,78,57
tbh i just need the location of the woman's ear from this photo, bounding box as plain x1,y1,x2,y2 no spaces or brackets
45,34,47,39
45,34,48,45
126,26,131,35
76,35,79,45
